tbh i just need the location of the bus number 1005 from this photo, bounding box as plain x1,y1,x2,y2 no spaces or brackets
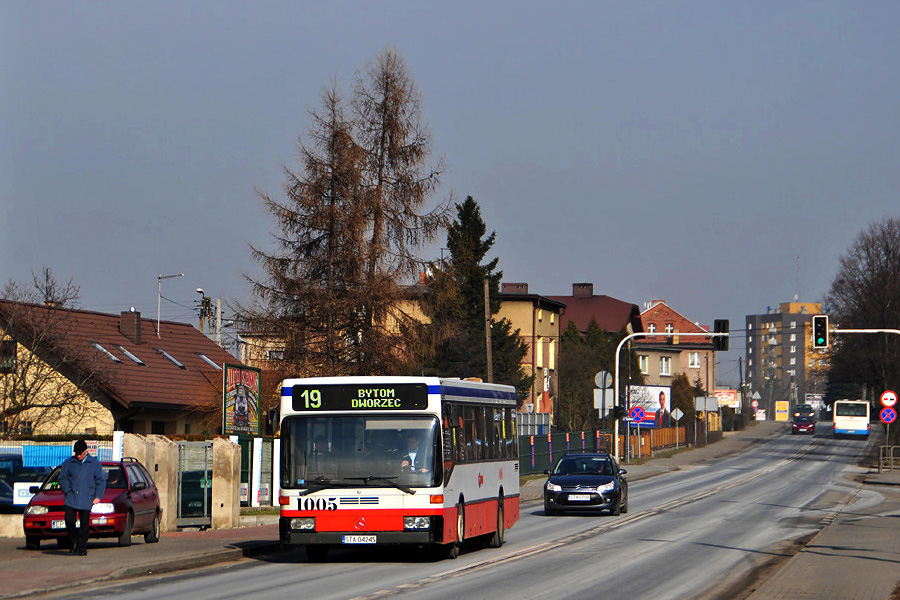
301,497,337,511
299,389,322,409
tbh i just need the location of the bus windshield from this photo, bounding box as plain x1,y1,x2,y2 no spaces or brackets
281,415,440,489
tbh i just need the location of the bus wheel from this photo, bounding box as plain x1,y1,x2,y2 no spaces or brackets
306,545,329,562
488,499,504,548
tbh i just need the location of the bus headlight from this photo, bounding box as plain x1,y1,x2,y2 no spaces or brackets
403,516,431,530
290,517,315,531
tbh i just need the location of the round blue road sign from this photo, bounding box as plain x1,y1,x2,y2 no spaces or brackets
881,407,896,424
630,406,645,422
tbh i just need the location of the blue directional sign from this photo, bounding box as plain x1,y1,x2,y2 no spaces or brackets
880,407,896,424
630,406,645,422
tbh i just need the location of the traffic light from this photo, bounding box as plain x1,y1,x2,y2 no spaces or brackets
713,319,729,351
812,315,829,349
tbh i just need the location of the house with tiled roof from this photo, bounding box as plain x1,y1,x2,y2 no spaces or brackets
497,283,566,414
0,300,242,437
545,283,644,335
635,300,716,392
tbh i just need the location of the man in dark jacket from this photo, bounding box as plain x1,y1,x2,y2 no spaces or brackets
58,440,106,556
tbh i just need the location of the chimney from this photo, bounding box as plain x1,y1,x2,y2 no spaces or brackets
120,310,142,345
501,282,529,294
572,283,594,297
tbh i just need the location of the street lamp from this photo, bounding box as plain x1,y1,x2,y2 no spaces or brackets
157,273,184,337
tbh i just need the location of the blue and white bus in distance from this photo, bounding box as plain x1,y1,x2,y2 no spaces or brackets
832,399,870,438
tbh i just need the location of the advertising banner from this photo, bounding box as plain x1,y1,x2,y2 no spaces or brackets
628,385,672,428
223,363,262,436
775,400,790,422
713,389,739,410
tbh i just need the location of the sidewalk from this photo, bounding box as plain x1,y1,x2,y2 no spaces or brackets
744,427,900,600
9,420,894,600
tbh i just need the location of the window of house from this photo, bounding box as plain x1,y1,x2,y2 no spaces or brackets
790,345,796,354
789,358,796,366
790,321,797,329
689,352,701,368
789,333,796,342
197,353,222,370
648,324,656,334
91,342,121,363
665,323,674,334
267,350,285,361
535,337,543,368
748,335,753,343
0,340,16,374
117,345,145,365
748,359,753,367
639,355,649,374
550,312,555,325
156,348,185,369
548,339,556,370
660,356,671,376
537,309,543,322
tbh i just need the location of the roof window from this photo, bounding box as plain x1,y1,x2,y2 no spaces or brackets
155,348,185,369
117,346,145,365
91,342,121,363
197,353,222,370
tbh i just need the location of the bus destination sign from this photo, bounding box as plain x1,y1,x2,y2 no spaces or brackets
291,383,428,411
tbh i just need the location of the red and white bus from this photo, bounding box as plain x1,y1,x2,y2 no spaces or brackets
278,376,519,560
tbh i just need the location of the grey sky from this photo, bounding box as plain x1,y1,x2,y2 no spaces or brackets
2,2,898,386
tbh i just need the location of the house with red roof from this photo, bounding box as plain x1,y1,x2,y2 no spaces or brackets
635,300,716,392
0,300,242,437
545,283,644,335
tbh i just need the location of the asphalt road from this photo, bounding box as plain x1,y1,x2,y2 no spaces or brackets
39,426,874,600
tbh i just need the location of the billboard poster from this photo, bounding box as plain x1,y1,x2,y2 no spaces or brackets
223,363,261,436
628,385,672,428
714,389,739,410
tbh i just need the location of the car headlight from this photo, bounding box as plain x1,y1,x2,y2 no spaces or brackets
404,516,431,530
25,505,48,516
596,482,615,493
546,482,562,492
92,503,115,514
290,517,315,531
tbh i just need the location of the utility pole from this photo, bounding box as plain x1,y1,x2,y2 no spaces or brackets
485,277,493,383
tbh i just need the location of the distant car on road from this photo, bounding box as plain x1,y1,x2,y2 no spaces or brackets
792,415,816,435
543,452,628,516
793,404,817,421
23,457,161,549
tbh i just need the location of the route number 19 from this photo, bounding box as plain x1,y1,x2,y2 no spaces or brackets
300,389,322,409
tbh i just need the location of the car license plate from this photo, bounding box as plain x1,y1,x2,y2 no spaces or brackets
568,494,591,501
342,535,376,544
52,520,66,530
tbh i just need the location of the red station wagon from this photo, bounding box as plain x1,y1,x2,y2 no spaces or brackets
23,457,161,549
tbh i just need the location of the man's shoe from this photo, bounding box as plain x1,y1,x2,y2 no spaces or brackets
68,545,78,554
77,548,87,556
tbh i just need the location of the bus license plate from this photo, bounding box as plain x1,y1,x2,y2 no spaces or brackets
568,494,591,501
342,535,376,544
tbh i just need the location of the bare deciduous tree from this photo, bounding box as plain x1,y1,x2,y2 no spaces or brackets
1,269,112,436
824,217,900,401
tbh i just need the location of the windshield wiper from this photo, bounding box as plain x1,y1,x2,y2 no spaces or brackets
298,476,357,496
345,476,415,495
